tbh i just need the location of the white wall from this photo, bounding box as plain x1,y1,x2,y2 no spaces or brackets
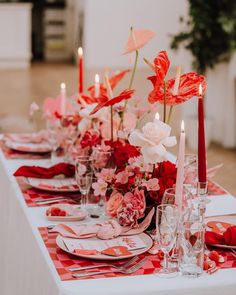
83,0,191,69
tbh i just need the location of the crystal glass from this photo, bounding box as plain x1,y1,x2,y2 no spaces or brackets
75,156,93,208
46,120,62,164
91,147,115,173
162,186,193,218
75,171,93,207
180,221,205,277
184,154,198,190
155,204,180,277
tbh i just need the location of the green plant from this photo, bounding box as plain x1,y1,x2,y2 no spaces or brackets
171,0,236,74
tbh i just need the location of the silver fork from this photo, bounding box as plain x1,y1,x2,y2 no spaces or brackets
69,256,138,272
72,257,147,278
230,248,236,258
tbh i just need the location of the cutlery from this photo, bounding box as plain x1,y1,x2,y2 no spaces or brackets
69,256,138,272
36,197,78,205
230,248,236,258
72,257,147,278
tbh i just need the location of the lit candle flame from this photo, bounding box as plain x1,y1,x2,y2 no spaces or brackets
95,74,100,83
60,82,66,89
78,47,83,57
181,120,185,132
155,112,160,120
199,84,203,96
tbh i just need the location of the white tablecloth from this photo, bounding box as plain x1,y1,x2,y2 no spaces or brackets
0,150,236,295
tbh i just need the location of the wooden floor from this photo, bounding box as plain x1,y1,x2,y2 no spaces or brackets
0,62,235,195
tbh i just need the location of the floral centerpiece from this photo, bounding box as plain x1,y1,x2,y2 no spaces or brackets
30,27,206,230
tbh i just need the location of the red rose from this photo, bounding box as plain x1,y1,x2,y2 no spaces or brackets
80,130,101,148
113,143,139,169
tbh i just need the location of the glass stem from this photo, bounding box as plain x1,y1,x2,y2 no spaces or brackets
163,251,168,271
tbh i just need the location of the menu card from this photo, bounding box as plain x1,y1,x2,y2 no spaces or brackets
62,235,147,252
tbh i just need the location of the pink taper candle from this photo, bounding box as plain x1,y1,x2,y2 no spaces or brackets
60,82,66,115
175,120,185,210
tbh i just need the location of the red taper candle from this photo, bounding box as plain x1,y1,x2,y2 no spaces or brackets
78,47,83,94
198,84,207,183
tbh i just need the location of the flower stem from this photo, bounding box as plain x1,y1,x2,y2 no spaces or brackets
119,49,139,130
163,81,166,123
110,105,114,142
167,106,173,125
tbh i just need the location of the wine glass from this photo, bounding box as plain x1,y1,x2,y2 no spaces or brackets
75,156,93,208
91,147,115,173
46,120,62,164
155,204,179,277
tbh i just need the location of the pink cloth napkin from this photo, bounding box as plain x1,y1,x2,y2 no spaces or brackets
54,209,155,240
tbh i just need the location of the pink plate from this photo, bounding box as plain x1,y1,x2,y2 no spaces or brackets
5,140,51,153
46,204,87,221
56,233,153,261
25,177,80,192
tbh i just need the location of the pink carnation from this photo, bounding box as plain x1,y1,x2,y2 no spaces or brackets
115,170,133,184
123,189,146,215
142,178,160,191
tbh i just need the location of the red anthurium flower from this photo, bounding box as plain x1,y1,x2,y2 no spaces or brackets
123,29,156,54
90,89,135,115
80,70,130,105
147,51,206,105
109,69,130,89
148,72,206,105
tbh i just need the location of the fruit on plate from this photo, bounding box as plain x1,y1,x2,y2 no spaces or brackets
46,206,68,217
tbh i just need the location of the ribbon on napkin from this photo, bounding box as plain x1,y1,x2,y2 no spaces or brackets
205,226,236,246
13,162,75,179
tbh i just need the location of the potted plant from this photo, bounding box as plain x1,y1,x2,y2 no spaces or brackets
170,0,236,149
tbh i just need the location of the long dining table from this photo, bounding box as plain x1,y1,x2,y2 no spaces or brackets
0,146,236,295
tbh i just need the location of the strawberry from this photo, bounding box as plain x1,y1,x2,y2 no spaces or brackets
59,210,66,216
203,261,210,270
51,207,61,216
209,250,220,263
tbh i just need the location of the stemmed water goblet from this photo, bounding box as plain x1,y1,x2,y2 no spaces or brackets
75,156,93,208
155,204,180,277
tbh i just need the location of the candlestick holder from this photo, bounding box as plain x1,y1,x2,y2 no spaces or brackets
197,181,208,223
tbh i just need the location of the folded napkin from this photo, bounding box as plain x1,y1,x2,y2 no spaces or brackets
54,220,122,240
13,163,75,179
54,211,155,240
205,226,236,246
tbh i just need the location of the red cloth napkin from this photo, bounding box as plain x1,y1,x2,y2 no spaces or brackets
13,163,75,178
205,226,236,246
223,226,236,246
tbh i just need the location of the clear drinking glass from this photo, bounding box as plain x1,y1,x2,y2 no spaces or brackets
75,171,93,207
46,120,62,164
91,147,114,173
180,221,205,277
75,156,93,208
155,204,179,277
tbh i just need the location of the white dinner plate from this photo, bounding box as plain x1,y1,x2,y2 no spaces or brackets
25,177,80,192
56,232,153,260
206,215,236,249
5,140,52,153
